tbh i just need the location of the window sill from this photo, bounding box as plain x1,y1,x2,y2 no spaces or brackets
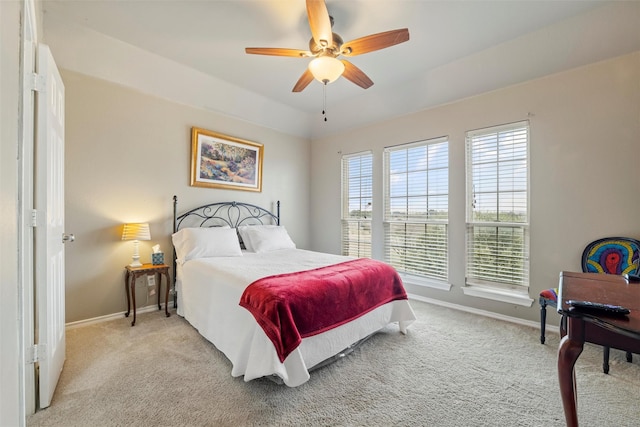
400,273,452,291
462,286,533,307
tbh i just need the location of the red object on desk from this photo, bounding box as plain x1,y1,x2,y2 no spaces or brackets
557,271,640,427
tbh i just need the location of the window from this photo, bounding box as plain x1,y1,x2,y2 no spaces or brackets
341,152,372,258
384,137,449,282
465,121,529,290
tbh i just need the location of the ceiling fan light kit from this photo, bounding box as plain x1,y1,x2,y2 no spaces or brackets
308,56,345,84
245,0,410,93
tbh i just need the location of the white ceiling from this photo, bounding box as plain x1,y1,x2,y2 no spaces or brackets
41,0,640,139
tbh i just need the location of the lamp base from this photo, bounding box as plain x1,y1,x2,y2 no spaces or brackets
129,239,143,267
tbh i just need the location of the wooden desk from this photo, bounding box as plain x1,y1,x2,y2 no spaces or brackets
124,263,171,326
557,271,640,426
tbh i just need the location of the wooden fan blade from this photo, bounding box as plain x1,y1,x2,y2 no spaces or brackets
341,60,373,89
341,28,409,57
306,0,333,47
292,68,314,92
245,47,311,58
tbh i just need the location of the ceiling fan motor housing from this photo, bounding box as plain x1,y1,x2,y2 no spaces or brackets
309,32,343,57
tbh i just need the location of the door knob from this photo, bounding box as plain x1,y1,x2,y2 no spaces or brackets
62,233,75,243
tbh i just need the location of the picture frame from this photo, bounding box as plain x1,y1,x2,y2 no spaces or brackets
190,127,263,192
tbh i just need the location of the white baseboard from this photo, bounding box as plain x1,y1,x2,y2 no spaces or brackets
65,301,175,330
407,293,560,335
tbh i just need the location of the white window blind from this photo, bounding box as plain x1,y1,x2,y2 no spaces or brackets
384,138,448,281
465,121,529,289
341,152,372,258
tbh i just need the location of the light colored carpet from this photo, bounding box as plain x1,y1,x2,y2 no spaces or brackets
27,300,640,427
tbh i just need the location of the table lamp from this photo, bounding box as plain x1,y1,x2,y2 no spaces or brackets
122,223,151,267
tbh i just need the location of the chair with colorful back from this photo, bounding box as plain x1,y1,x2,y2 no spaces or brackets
539,236,640,373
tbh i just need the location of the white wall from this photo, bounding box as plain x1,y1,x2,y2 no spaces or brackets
310,52,640,324
62,70,310,323
0,0,22,424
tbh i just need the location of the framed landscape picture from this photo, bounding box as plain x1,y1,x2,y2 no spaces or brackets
190,127,263,192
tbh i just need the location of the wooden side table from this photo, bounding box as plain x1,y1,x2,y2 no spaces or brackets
124,263,171,326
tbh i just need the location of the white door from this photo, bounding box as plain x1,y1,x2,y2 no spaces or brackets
34,43,67,409
21,0,37,415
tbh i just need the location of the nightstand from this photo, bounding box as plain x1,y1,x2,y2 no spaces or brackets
124,263,171,326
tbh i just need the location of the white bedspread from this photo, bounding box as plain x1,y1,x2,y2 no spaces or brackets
177,248,416,386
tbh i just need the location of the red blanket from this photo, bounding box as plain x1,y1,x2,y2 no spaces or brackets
239,258,408,362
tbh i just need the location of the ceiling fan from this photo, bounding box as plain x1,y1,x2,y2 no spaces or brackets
245,0,410,92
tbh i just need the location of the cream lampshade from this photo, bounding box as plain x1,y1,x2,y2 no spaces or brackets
122,223,151,267
308,56,345,84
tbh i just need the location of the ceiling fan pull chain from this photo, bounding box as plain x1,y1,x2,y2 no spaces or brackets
323,80,328,122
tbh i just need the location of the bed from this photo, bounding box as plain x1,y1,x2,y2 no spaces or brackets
172,196,416,386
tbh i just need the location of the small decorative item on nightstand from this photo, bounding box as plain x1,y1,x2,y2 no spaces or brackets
152,252,164,265
151,244,164,265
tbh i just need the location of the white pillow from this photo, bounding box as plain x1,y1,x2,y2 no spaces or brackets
237,225,277,252
238,225,296,253
172,226,242,263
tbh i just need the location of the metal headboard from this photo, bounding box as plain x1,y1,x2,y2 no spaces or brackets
171,195,280,306
173,195,280,231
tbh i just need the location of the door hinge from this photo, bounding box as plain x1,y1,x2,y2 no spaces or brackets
28,72,46,92
31,209,38,227
26,344,46,364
